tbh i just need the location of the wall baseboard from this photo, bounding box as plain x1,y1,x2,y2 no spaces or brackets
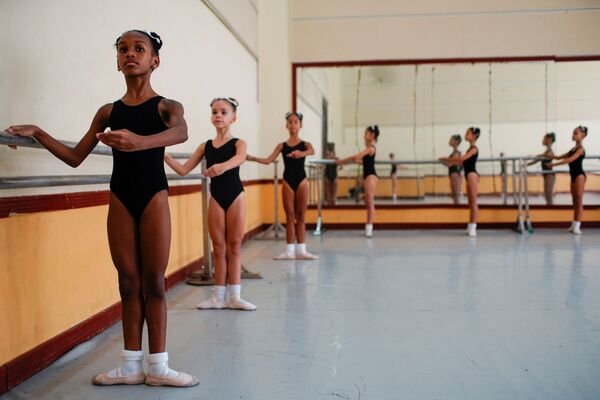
2,302,122,394
0,223,267,395
306,221,600,230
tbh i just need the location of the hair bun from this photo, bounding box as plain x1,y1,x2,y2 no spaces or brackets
149,31,163,50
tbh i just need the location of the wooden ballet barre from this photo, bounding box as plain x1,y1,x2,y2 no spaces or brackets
253,160,285,240
0,174,205,189
1,130,198,159
1,130,113,156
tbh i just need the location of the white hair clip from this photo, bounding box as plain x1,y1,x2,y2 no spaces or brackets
144,30,161,45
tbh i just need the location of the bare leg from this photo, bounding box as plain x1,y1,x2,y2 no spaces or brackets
207,198,227,286
332,178,338,205
107,194,143,351
364,175,378,224
450,172,462,205
572,175,586,221
466,173,479,223
282,182,296,244
294,179,309,244
138,190,170,354
325,179,334,205
544,174,555,206
225,194,246,286
391,174,397,199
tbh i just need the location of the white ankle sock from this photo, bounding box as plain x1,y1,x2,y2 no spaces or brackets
286,243,296,254
214,285,226,302
146,352,178,378
227,284,241,297
296,243,306,253
573,221,581,229
107,349,143,378
468,223,477,231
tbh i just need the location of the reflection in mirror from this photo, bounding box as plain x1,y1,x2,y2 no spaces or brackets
295,61,600,207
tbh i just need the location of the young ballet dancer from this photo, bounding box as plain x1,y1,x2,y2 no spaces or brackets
164,97,256,310
337,125,379,237
246,111,319,260
324,147,339,206
439,127,480,236
440,134,463,205
5,30,198,387
528,132,556,205
548,126,588,234
389,152,398,201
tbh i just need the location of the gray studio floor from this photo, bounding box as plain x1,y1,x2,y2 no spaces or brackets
4,229,600,400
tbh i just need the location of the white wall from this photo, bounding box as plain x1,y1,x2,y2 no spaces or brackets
254,0,293,172
0,0,259,196
291,0,600,62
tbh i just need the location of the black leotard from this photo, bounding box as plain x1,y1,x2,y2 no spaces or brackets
390,163,397,176
448,149,462,176
463,146,478,177
541,152,555,176
282,141,307,191
568,147,586,183
325,163,337,182
109,96,168,221
363,145,377,179
205,138,244,211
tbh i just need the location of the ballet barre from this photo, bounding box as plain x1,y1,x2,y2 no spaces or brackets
0,130,261,283
254,160,286,240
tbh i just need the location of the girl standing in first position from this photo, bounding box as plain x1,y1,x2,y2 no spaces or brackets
247,112,319,260
548,126,588,234
528,132,556,205
6,30,197,387
440,127,480,237
440,134,463,205
164,97,256,310
336,125,379,237
389,152,398,201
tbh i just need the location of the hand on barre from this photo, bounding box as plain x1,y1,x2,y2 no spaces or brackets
246,154,272,164
5,125,38,149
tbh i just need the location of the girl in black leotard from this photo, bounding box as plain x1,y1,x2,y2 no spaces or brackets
247,111,318,260
337,125,379,237
6,30,197,387
440,134,463,205
439,127,480,236
324,148,339,206
548,126,588,234
164,97,256,310
389,153,398,201
528,132,556,205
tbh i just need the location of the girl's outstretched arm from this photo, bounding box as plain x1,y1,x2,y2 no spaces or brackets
247,143,283,164
440,147,477,166
552,150,571,160
549,147,584,167
204,140,247,178
164,143,205,176
5,103,112,167
337,146,374,165
97,99,188,151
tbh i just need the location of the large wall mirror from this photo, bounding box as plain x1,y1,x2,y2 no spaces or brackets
294,60,600,206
